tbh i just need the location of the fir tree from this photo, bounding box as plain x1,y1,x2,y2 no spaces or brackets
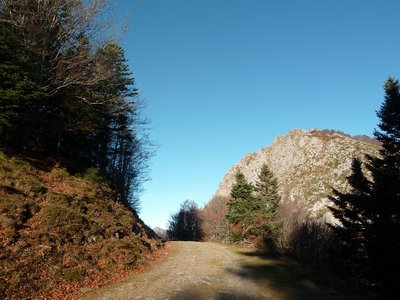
226,171,257,243
365,77,400,295
226,167,282,248
0,24,43,148
329,77,400,296
254,164,283,251
328,159,372,274
0,1,152,212
226,171,254,226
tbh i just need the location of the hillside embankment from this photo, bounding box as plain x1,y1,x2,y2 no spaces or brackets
0,152,161,299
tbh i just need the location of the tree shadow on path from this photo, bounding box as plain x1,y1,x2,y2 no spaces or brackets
229,250,373,300
170,285,263,300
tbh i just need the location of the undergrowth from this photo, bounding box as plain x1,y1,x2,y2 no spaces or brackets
0,153,161,299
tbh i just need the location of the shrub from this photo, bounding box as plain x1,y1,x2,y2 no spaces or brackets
83,167,104,183
39,203,88,243
278,200,338,268
0,151,6,160
50,167,70,178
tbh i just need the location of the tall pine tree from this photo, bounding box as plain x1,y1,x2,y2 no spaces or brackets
226,171,255,243
329,159,372,274
0,24,43,149
0,1,152,211
329,77,400,296
226,166,282,249
366,77,400,295
226,171,254,225
254,164,283,251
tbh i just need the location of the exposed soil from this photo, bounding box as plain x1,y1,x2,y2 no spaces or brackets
82,241,270,300
82,241,369,300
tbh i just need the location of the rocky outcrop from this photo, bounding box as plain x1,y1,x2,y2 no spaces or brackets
214,129,380,221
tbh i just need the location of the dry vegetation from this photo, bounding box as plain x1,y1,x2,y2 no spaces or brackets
0,151,161,299
200,195,229,242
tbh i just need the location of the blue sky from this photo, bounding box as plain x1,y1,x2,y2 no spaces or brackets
115,0,400,228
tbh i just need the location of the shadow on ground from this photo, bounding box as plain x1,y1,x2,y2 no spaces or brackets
170,285,262,300
229,250,373,300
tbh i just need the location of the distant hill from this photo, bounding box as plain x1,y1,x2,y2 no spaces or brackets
202,129,380,239
0,152,161,299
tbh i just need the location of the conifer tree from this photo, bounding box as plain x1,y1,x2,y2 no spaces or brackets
0,1,151,211
329,77,400,296
0,24,43,148
365,77,400,295
226,171,256,244
254,164,283,250
226,171,254,227
226,167,283,247
328,159,372,273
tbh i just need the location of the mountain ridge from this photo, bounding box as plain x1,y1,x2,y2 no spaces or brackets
213,128,380,222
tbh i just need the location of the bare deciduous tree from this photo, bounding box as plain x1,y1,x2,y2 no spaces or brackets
200,195,230,241
0,0,124,100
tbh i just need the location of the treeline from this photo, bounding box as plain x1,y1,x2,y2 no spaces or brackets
0,0,151,210
201,77,400,297
167,200,203,241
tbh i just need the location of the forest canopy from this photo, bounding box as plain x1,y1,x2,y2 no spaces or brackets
0,0,152,210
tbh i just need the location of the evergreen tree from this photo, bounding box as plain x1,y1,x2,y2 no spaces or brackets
0,1,152,211
226,171,255,243
226,167,282,248
328,159,372,274
92,42,149,210
255,164,280,216
254,164,283,251
365,77,400,295
226,171,254,227
329,77,400,296
0,24,43,148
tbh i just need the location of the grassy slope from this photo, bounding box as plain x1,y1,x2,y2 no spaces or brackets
0,151,161,299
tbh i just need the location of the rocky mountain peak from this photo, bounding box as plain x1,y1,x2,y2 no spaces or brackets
214,128,380,221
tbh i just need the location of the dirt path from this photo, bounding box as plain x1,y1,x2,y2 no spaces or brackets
82,241,271,300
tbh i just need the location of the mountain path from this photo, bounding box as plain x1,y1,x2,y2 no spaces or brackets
82,241,271,300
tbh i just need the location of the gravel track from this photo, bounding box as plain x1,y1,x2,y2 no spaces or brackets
83,241,271,300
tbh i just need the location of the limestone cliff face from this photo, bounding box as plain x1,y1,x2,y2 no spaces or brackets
214,129,380,221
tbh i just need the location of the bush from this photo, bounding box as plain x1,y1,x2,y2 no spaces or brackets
278,200,338,267
83,167,104,183
50,167,70,178
39,202,88,243
0,151,6,160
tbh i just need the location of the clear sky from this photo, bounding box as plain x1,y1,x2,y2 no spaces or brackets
115,0,400,229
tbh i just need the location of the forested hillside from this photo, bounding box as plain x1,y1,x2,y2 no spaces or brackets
0,0,151,210
0,1,159,299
